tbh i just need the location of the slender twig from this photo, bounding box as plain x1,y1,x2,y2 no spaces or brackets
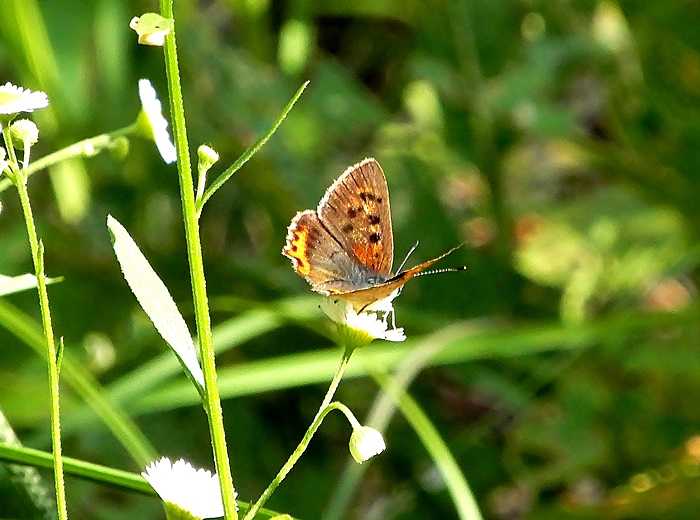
3,125,68,519
195,80,309,217
159,1,238,517
0,124,136,193
244,348,353,520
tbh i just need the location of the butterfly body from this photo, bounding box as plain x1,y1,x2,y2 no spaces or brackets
283,158,462,311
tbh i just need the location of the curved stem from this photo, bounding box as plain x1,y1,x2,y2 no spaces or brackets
244,348,353,520
159,0,238,517
4,125,68,519
0,124,136,193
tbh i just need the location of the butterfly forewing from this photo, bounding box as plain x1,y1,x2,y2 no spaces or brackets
282,210,363,295
317,158,394,277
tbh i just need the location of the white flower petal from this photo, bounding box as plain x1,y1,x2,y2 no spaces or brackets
320,293,406,345
107,215,203,388
0,273,61,297
0,83,49,115
142,457,227,519
138,79,176,164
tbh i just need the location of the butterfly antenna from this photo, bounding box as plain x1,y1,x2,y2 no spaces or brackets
414,266,468,278
396,240,420,273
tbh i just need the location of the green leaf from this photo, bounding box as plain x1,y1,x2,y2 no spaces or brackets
0,273,62,297
107,214,204,394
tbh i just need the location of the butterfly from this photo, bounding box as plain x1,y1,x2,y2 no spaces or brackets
282,158,464,312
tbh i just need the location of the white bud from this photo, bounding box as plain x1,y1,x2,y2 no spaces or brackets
10,119,39,149
198,144,219,171
349,426,386,464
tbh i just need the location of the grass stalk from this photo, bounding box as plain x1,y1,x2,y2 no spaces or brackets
4,125,68,519
158,0,238,517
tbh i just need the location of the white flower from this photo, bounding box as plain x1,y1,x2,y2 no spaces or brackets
129,13,173,46
137,79,176,164
0,83,48,115
349,426,386,464
320,290,406,347
142,457,230,519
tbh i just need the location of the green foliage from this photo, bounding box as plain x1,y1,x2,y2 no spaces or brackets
2,0,700,518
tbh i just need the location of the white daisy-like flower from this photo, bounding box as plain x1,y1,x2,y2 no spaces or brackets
129,13,173,46
137,79,176,164
349,426,386,464
0,83,48,115
320,290,406,348
142,457,231,519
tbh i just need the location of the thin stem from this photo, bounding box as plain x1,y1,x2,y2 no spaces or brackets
0,442,290,519
4,125,68,520
159,1,238,518
0,123,136,193
0,441,153,496
195,80,309,217
244,348,353,520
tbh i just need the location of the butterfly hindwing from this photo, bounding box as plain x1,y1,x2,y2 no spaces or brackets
282,210,364,295
317,158,394,277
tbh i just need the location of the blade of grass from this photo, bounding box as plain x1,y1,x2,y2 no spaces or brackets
0,299,155,466
127,307,697,414
371,370,483,519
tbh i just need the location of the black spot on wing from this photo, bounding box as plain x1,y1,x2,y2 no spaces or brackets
369,232,381,243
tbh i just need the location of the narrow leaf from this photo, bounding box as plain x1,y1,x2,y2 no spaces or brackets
106,214,204,392
0,273,62,297
197,80,310,214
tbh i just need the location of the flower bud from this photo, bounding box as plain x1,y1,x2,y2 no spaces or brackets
129,13,173,46
349,426,386,464
197,144,219,174
10,119,39,149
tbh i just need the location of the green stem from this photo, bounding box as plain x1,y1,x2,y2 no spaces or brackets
159,1,238,518
4,125,69,520
195,81,309,217
0,123,136,193
0,441,153,496
244,348,353,520
0,442,291,520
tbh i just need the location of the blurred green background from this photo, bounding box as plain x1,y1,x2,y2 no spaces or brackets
2,0,700,518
